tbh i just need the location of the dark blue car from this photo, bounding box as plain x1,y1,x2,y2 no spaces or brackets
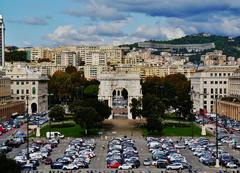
51,162,64,169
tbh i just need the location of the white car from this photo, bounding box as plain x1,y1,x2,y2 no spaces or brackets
226,162,237,168
62,164,78,170
166,163,183,170
118,163,132,170
174,144,186,149
143,159,152,166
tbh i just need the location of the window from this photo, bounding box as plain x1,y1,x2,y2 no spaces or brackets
204,101,207,104
211,81,214,84
204,81,207,84
228,73,231,76
21,82,24,85
215,81,218,84
204,95,207,99
16,90,19,94
219,88,222,94
211,88,213,94
32,82,35,85
215,88,218,94
16,81,19,85
219,73,222,76
211,95,214,99
21,96,24,100
224,88,227,94
219,81,222,84
204,88,207,94
21,90,24,94
223,73,226,76
210,73,213,76
26,89,29,94
215,73,217,76
26,82,29,84
211,101,213,104
224,81,227,84
32,87,36,95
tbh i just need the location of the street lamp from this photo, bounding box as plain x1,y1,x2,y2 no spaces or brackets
198,92,209,136
36,93,53,137
26,96,29,162
215,95,220,168
189,88,194,138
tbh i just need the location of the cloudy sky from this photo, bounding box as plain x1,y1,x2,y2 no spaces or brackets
1,0,240,47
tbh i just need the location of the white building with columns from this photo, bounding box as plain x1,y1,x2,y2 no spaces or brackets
4,65,49,114
190,66,239,113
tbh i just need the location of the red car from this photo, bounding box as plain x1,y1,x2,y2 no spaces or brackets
42,158,52,165
107,162,121,168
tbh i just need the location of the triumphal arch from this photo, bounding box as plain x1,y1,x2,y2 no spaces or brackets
98,71,142,119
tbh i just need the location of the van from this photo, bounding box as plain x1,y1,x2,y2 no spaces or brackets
46,132,64,139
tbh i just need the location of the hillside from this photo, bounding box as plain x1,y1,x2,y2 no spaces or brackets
120,34,240,59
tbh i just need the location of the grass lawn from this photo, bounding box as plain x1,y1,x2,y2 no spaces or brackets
164,113,189,122
143,123,211,137
40,122,98,137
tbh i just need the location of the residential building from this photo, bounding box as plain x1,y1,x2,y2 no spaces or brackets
0,15,5,67
84,65,108,80
191,66,239,113
0,73,25,121
4,65,49,114
77,46,123,65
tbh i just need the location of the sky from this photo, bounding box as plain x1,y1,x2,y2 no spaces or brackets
1,0,240,47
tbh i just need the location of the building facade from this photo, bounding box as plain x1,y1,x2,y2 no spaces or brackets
215,68,240,121
191,66,239,113
0,74,25,121
5,65,49,114
0,15,5,67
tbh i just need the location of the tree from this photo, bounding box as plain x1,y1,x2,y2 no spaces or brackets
70,99,111,121
72,106,100,134
65,65,77,74
84,85,99,98
146,114,163,132
130,98,142,119
0,154,21,173
48,105,65,121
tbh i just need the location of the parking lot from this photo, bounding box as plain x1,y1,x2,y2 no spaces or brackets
4,119,240,172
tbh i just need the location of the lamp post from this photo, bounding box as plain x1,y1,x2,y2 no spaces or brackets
215,95,220,168
26,96,29,162
36,93,53,137
198,92,208,136
189,88,194,138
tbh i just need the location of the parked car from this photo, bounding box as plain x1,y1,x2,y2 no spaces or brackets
166,163,183,170
118,163,132,170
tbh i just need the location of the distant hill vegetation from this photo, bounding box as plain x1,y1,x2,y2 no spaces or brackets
120,34,240,60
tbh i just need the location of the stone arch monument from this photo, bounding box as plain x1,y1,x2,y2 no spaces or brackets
98,71,142,119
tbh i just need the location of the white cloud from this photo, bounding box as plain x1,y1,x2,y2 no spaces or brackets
47,21,129,45
132,25,185,40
